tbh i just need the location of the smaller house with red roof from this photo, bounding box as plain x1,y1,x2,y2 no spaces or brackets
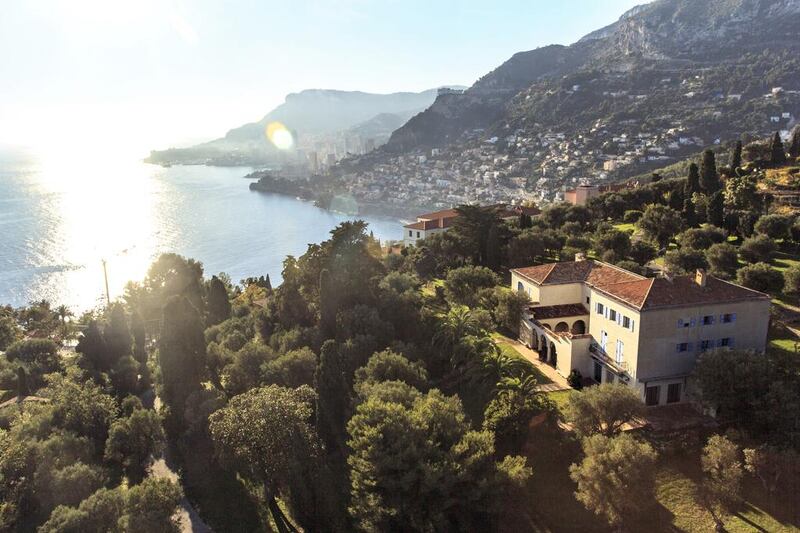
511,255,771,406
403,204,538,246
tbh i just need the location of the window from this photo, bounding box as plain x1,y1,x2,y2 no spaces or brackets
416,231,420,238
702,315,715,325
622,316,630,329
615,339,624,364
600,330,608,351
719,337,733,348
676,342,692,353
586,296,590,304
677,317,694,328
667,383,681,404
721,313,736,324
596,303,604,315
699,339,712,352
609,309,617,321
645,385,660,406
408,230,413,237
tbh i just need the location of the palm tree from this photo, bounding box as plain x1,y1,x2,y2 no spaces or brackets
495,374,539,397
54,305,73,339
433,306,486,349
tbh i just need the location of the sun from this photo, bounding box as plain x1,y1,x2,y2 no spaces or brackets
266,122,295,150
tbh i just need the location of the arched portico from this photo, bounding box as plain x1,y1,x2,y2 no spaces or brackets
571,320,586,335
539,335,548,361
555,321,569,333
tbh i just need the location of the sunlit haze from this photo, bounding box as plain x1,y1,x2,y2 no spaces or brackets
0,0,642,157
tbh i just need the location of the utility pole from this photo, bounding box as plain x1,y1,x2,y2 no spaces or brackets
101,259,110,306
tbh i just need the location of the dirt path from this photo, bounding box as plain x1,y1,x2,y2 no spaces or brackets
143,391,213,533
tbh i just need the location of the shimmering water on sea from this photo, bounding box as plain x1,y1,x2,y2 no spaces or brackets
0,150,399,310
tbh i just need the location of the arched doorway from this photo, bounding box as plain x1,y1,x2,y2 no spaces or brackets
531,333,539,350
550,342,557,367
571,320,586,335
539,335,548,362
555,321,569,333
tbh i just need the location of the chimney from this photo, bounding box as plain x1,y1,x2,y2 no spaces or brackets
695,269,707,287
575,252,586,262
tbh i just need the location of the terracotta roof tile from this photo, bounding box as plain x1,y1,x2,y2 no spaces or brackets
531,303,590,320
514,260,769,311
638,276,769,310
513,260,643,287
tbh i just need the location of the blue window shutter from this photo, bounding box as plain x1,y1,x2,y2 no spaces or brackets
732,313,736,322
676,344,681,353
631,319,635,332
730,337,735,347
711,316,716,325
716,339,722,347
690,318,696,327
677,319,683,328
688,342,693,352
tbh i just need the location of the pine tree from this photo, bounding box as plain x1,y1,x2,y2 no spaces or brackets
265,274,272,292
730,140,742,172
771,131,787,166
685,163,701,197
790,127,800,159
700,150,721,194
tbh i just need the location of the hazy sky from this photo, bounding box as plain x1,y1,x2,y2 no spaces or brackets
0,0,644,156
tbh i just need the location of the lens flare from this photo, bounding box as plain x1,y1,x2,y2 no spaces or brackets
266,121,294,150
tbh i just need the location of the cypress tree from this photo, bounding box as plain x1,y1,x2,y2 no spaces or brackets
790,127,800,159
106,303,132,362
683,197,697,228
76,319,111,373
206,275,231,326
485,224,501,270
315,340,349,451
730,140,742,172
708,191,725,228
16,367,29,397
158,295,206,436
685,163,701,197
700,150,721,194
131,310,147,365
667,188,683,211
265,274,273,292
319,269,337,339
771,131,787,166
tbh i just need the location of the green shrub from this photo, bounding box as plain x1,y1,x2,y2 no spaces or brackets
736,263,784,294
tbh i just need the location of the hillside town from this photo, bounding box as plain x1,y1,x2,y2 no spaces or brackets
326,80,800,210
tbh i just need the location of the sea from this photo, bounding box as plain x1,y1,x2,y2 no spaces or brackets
0,149,401,311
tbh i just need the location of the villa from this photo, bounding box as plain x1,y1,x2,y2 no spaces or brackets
403,204,539,246
511,255,771,406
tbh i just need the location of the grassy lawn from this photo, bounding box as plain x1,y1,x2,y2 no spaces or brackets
493,334,554,385
545,389,571,419
517,425,799,533
613,222,636,233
